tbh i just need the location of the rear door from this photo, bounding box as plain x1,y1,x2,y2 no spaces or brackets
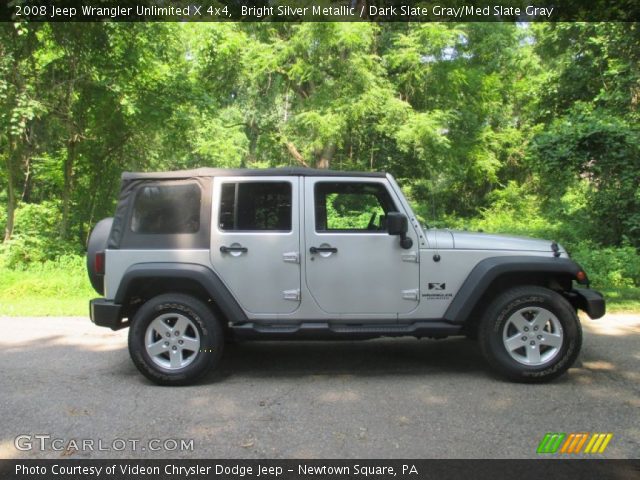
211,176,301,315
303,177,420,316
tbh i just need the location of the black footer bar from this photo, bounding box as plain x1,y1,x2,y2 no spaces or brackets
1,459,639,480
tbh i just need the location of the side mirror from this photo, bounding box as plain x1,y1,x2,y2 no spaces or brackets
387,212,408,235
387,212,413,249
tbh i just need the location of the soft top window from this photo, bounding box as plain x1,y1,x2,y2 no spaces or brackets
131,183,201,234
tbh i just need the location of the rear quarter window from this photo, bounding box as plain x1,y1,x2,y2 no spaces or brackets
131,183,201,234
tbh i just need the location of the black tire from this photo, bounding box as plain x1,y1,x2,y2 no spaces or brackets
463,324,479,340
479,286,582,383
128,293,224,386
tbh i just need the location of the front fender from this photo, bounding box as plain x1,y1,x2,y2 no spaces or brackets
444,256,594,324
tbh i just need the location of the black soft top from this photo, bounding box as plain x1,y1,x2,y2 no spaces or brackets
109,167,387,249
121,167,386,181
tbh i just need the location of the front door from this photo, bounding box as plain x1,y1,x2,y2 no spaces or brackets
211,177,301,315
304,178,420,316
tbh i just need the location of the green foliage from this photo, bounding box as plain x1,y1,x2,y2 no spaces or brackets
529,104,640,246
192,109,250,167
450,181,562,240
598,288,640,313
449,181,640,291
570,243,640,289
325,193,384,230
0,202,79,267
0,22,638,314
0,254,94,316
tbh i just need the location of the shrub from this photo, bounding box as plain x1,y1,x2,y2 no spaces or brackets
570,242,640,289
446,181,563,240
528,105,640,247
0,201,80,268
437,181,640,290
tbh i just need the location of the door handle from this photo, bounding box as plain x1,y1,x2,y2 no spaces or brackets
309,246,338,254
220,245,248,253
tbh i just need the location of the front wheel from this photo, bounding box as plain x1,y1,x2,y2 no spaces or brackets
479,286,582,383
128,293,224,386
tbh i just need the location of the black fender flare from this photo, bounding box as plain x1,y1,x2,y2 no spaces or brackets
114,263,248,323
443,256,585,324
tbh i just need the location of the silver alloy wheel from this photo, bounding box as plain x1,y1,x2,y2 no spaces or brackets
502,307,564,366
144,313,201,370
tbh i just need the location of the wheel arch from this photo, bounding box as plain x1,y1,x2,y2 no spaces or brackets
114,263,247,326
445,256,584,329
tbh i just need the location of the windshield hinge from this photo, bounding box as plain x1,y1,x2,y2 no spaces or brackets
401,251,418,263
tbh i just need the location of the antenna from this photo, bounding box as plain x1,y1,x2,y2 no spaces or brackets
430,183,440,260
431,185,437,230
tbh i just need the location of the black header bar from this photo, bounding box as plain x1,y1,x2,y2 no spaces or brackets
2,0,640,22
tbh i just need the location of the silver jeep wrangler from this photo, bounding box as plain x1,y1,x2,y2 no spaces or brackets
87,168,605,385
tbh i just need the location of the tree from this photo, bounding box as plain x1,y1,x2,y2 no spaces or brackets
0,23,44,241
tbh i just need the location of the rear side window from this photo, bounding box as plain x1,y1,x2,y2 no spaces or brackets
131,183,201,234
219,182,291,231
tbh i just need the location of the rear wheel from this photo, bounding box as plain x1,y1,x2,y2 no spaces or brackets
128,293,224,386
479,286,582,383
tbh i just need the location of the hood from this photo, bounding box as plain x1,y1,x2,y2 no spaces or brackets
450,230,565,253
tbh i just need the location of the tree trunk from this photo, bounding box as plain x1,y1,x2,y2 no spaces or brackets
286,142,310,167
21,165,32,202
21,153,32,202
244,120,259,166
316,144,335,169
21,124,34,202
4,139,17,242
61,138,76,239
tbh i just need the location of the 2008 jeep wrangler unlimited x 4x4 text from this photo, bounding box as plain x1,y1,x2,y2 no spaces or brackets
87,168,605,385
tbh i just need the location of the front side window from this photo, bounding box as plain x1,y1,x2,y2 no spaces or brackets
315,182,398,232
219,182,292,231
131,183,201,234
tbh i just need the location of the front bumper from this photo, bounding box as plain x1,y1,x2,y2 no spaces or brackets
89,298,128,330
568,288,606,319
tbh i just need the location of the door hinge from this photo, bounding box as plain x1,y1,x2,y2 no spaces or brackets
401,289,419,301
401,251,418,263
282,289,301,301
282,251,300,264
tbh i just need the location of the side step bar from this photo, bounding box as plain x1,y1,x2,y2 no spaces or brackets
230,321,462,341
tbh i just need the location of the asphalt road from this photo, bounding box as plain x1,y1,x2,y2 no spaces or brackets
0,313,638,459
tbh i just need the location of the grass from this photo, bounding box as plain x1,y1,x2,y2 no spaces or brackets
0,259,95,317
0,297,91,317
599,287,640,313
1,260,638,316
